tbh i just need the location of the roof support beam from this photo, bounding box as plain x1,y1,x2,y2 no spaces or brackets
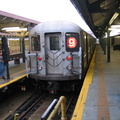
90,9,120,13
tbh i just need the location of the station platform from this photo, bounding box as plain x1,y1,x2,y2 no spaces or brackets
0,60,26,89
72,45,120,120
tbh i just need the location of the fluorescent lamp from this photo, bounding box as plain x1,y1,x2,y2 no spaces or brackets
109,28,120,30
109,12,119,25
2,27,20,30
6,28,27,32
111,25,120,28
110,31,120,36
108,25,120,31
2,27,27,32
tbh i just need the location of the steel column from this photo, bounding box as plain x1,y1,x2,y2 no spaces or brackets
107,31,110,62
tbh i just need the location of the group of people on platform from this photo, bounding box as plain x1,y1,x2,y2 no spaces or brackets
0,44,6,80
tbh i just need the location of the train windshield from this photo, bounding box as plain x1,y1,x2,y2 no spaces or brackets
50,36,59,50
31,35,41,51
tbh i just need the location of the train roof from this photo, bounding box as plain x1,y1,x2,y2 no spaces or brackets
30,20,82,34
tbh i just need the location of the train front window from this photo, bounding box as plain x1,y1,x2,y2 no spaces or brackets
31,35,41,51
50,36,59,50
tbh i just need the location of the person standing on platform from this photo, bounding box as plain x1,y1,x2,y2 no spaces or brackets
0,44,6,79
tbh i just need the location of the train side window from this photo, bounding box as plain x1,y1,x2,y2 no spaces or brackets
50,36,59,50
31,35,41,51
65,33,79,52
83,32,87,54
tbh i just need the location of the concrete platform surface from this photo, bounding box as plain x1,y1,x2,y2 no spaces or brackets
82,45,120,120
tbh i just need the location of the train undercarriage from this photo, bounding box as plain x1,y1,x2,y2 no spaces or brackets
30,75,83,94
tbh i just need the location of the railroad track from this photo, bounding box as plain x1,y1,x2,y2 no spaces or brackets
66,92,79,119
56,92,79,120
5,92,48,120
17,93,47,120
5,91,79,120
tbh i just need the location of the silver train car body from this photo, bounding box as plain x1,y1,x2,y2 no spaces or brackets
25,21,96,93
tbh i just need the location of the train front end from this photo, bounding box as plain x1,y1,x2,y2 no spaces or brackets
25,21,82,93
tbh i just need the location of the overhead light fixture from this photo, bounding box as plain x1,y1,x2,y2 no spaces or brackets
109,12,119,25
108,25,120,31
110,25,120,28
104,24,120,37
6,28,27,32
2,27,19,30
110,31,120,37
108,25,120,37
2,27,27,32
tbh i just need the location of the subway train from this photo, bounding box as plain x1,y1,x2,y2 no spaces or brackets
25,20,96,93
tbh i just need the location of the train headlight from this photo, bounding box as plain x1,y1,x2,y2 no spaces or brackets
67,64,72,70
39,65,42,70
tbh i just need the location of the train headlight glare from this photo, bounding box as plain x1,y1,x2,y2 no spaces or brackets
39,66,42,70
67,65,72,70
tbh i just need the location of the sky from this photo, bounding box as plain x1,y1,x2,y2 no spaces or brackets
0,0,93,34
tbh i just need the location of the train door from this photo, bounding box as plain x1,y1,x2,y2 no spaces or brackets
25,35,40,75
45,33,63,75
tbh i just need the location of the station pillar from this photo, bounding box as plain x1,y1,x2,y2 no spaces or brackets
103,38,106,55
21,36,25,63
1,36,10,80
107,30,110,62
99,37,106,55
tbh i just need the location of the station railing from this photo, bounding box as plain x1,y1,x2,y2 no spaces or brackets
41,96,67,120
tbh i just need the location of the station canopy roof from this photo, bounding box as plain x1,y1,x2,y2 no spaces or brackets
1,0,120,38
70,0,120,38
0,10,40,36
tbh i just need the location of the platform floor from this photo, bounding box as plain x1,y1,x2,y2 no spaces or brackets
0,60,26,88
72,45,120,120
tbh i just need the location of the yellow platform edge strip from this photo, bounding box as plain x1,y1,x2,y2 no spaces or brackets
71,49,96,120
0,74,27,89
